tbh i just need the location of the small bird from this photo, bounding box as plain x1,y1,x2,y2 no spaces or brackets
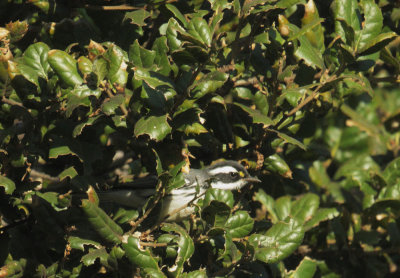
97,160,261,222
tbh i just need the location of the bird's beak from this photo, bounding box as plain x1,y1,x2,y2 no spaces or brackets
245,176,261,183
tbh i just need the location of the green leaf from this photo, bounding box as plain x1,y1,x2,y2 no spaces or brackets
123,236,163,275
152,37,171,76
162,223,194,277
173,108,208,135
274,130,307,150
201,200,231,227
81,248,108,266
248,218,304,264
93,57,108,83
10,42,50,87
77,56,93,75
274,196,292,221
303,208,339,231
224,211,254,238
167,162,186,192
378,184,400,200
0,175,16,194
219,233,242,267
264,154,292,178
253,91,269,116
288,18,324,43
309,161,344,203
134,67,175,89
104,45,128,86
49,145,79,159
65,94,91,118
129,40,156,68
113,208,139,224
234,102,273,128
22,42,50,81
253,189,278,223
291,193,320,224
203,188,234,208
301,0,325,51
191,71,228,99
0,259,27,278
101,94,125,115
68,236,101,251
355,0,383,52
71,84,102,98
59,166,78,180
72,115,102,137
81,199,123,244
141,82,167,112
288,257,317,278
166,18,185,51
48,50,83,87
107,246,125,270
6,20,28,43
294,30,325,69
134,114,172,141
124,9,151,26
332,0,360,45
358,32,398,55
187,17,212,47
165,4,188,27
383,157,400,186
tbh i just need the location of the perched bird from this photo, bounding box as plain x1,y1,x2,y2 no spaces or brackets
97,160,261,221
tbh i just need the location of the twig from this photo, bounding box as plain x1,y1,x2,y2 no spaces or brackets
164,191,206,220
233,76,264,87
30,169,61,183
139,241,167,247
84,5,140,11
1,96,24,107
287,72,336,116
217,65,236,73
130,181,164,232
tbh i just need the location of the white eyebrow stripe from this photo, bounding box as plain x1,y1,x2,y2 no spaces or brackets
208,166,238,175
210,180,246,190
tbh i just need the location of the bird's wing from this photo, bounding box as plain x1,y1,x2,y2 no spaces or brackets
96,175,158,208
96,188,155,208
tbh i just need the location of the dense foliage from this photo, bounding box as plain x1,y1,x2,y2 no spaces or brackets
0,0,399,277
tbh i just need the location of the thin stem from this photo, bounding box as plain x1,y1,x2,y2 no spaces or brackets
130,181,164,232
287,72,336,116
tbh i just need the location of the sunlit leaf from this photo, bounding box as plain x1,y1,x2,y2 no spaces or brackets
162,223,194,277
81,200,123,244
0,175,16,194
134,114,172,141
224,211,254,238
48,49,83,87
249,218,304,264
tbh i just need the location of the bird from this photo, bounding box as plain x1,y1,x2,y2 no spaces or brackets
96,160,261,222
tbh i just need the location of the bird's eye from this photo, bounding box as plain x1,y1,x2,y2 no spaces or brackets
230,172,239,178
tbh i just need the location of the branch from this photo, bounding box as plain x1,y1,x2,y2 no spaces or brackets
139,241,167,247
1,96,24,107
287,72,336,116
129,181,164,233
84,5,140,11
